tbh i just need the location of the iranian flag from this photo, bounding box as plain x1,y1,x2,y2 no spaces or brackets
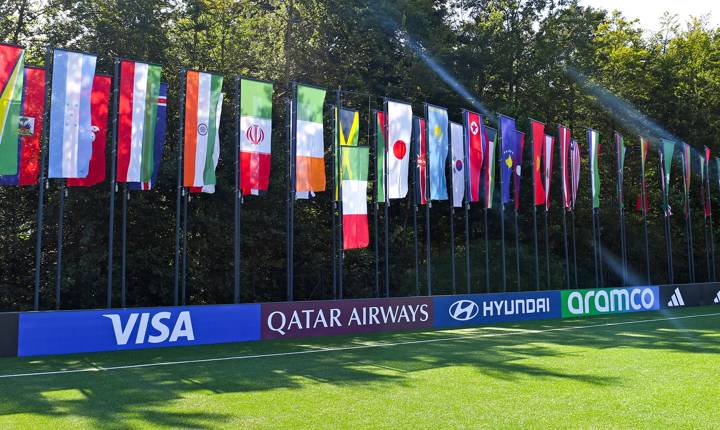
588,129,601,208
451,121,465,208
240,78,272,196
0,43,25,175
387,100,412,199
295,84,326,195
183,70,223,193
116,60,162,184
341,145,369,249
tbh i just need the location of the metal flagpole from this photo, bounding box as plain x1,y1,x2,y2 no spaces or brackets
372,105,380,297
337,90,344,300
640,147,651,284
499,139,507,293
383,100,390,298
286,83,296,301
173,69,186,306
424,111,432,297
34,46,53,311
687,203,695,283
617,139,627,286
233,76,241,303
464,202,471,294
106,57,120,308
562,209,570,289
533,204,540,290
331,104,337,299
664,213,674,283
708,161,717,281
514,207,520,291
450,205,456,294
182,192,189,305
592,207,599,288
55,182,65,310
597,209,604,287
484,208,490,293
571,209,578,288
120,185,128,307
412,138,420,296
544,208,550,290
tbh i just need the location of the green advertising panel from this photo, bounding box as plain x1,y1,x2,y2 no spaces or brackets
560,286,660,318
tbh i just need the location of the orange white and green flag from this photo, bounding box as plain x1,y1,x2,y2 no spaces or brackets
183,70,223,193
295,84,326,197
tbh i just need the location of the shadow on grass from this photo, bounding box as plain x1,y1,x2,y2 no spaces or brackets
0,308,717,428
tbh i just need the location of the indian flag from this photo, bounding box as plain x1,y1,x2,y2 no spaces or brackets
183,70,223,193
116,60,162,183
295,84,326,194
588,129,600,208
341,145,369,249
0,43,25,175
240,78,272,196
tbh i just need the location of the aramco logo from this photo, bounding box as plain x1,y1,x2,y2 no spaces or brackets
246,124,265,145
449,300,479,321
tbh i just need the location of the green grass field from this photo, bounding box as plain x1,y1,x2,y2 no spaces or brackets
0,306,718,429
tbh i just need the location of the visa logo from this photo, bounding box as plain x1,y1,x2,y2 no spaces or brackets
102,311,195,345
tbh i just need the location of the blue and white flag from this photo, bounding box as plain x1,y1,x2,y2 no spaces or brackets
427,104,448,200
48,49,97,178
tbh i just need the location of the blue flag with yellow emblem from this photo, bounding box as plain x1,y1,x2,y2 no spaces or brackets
426,104,448,200
499,114,517,205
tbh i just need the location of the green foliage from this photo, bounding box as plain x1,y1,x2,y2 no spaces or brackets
1,0,719,310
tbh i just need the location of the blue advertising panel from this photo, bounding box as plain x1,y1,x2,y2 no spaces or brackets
433,291,562,328
18,304,261,356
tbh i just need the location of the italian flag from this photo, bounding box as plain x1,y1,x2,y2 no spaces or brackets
117,60,162,183
341,145,369,249
183,70,223,192
295,84,326,194
240,78,272,196
0,43,25,175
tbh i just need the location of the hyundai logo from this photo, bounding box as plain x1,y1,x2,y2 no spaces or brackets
449,300,479,321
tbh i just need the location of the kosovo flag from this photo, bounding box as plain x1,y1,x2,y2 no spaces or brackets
499,115,517,205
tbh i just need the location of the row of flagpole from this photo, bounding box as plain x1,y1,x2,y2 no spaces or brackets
25,51,720,311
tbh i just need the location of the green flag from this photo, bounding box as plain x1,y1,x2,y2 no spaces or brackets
588,129,601,208
375,110,386,203
660,139,674,213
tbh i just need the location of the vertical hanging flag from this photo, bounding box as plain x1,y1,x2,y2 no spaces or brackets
484,126,497,209
128,83,167,190
530,120,545,206
499,115,516,205
66,75,111,187
559,125,571,209
387,100,412,199
294,84,325,195
340,141,369,249
659,138,674,216
544,134,554,210
335,107,359,200
588,129,601,209
0,43,25,175
703,147,712,218
48,49,97,179
514,131,525,210
570,139,580,210
637,137,650,212
116,60,162,184
183,70,223,193
426,104,448,200
682,143,692,217
451,121,464,208
0,66,46,186
375,110,386,203
463,110,483,202
615,132,626,209
240,78,272,196
412,116,428,205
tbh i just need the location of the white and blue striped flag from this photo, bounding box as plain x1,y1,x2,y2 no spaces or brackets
48,49,97,178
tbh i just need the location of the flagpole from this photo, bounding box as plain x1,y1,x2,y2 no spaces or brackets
106,57,120,308
331,105,338,299
120,185,128,307
372,105,380,298
336,90,344,300
34,45,53,311
412,139,420,296
383,100,390,298
533,204,540,290
55,182,65,310
616,137,627,286
464,202,471,293
182,191,189,305
233,76,241,303
424,110,432,297
499,140,507,293
571,209,578,288
562,208,570,289
173,69,186,306
287,82,296,301
450,205,456,294
686,202,695,283
664,212,674,283
640,146,650,285
591,206,599,288
544,208,550,290
708,165,717,280
514,207,520,291
596,209,604,287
